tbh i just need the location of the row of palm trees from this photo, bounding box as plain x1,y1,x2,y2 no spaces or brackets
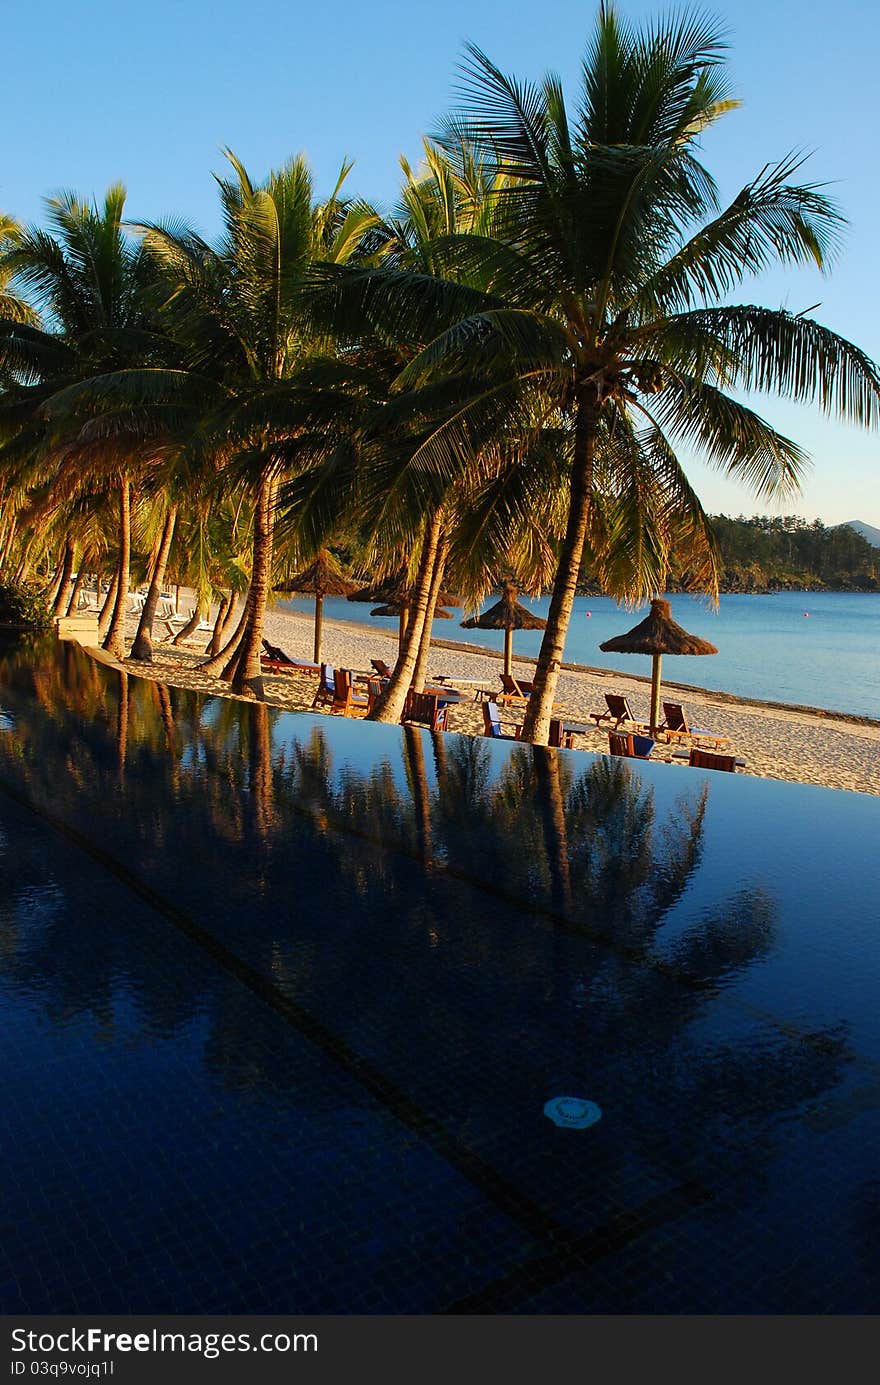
2,5,879,741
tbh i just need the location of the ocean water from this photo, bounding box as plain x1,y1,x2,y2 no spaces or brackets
279,591,880,720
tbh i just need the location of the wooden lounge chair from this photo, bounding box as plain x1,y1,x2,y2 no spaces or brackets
370,657,394,678
402,690,449,732
366,677,387,714
260,639,320,675
660,702,729,749
482,701,522,741
549,719,575,749
330,668,370,717
498,673,535,705
688,747,740,772
311,663,336,708
590,693,648,731
608,730,655,759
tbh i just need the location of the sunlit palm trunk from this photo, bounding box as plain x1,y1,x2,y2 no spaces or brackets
97,568,119,640
411,535,449,693
171,602,207,645
102,477,131,660
230,473,277,695
50,540,76,616
369,509,443,724
521,401,596,744
65,559,89,616
200,588,249,676
130,504,177,662
206,590,232,659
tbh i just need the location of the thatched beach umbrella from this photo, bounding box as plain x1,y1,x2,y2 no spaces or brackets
461,582,547,677
275,549,360,664
599,597,718,735
356,570,460,650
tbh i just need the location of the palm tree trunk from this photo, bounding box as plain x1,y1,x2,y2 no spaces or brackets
199,588,249,676
130,504,178,662
368,509,444,724
206,591,231,659
97,568,119,640
102,477,131,660
230,473,277,695
411,535,449,693
50,540,76,616
0,513,16,570
171,601,207,646
65,559,89,615
521,399,596,744
313,592,324,665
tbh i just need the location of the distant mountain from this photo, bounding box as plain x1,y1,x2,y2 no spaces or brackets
843,520,880,548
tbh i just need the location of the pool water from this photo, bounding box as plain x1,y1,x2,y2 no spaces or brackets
1,636,879,1313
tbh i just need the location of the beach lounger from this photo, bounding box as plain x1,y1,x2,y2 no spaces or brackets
660,702,729,749
312,663,336,708
498,673,535,705
590,693,648,731
260,639,321,675
330,668,370,717
688,747,742,772
402,690,449,733
482,701,523,741
608,730,655,759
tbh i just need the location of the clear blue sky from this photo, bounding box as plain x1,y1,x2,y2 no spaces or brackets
5,0,879,526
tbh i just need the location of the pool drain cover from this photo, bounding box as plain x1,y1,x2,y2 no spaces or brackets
544,1096,602,1129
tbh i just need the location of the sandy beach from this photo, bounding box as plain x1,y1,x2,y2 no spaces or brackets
96,599,880,797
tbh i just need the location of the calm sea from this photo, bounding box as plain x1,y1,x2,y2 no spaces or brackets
278,590,880,720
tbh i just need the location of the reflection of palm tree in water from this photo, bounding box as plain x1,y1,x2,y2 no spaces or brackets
0,646,852,1210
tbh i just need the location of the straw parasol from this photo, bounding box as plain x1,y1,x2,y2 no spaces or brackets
355,570,460,649
599,597,717,735
461,582,547,676
275,549,361,664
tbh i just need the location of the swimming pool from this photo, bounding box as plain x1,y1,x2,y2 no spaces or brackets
1,636,879,1312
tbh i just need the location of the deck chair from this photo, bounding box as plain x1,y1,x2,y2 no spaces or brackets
608,730,655,759
549,719,575,749
370,657,394,678
260,638,320,675
498,673,535,705
365,677,387,714
330,668,370,717
482,701,522,741
688,747,738,772
661,702,729,749
402,690,449,732
311,663,336,708
590,693,647,731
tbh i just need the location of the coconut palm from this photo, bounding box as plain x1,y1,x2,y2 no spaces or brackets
0,186,168,656
384,4,880,741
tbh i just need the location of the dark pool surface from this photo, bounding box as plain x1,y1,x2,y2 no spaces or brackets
1,636,880,1313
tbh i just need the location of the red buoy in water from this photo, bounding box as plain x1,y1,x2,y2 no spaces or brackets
585,611,592,617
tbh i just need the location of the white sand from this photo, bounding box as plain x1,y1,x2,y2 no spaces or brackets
107,597,880,797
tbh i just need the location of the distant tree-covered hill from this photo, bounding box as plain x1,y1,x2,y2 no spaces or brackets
669,515,880,592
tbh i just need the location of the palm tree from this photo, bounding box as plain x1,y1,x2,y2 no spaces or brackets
0,186,166,656
121,152,380,694
390,4,880,741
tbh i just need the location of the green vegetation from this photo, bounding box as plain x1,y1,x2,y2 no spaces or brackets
1,5,879,740
0,581,52,631
684,516,880,592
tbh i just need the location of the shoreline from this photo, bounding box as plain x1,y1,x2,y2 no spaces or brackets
66,600,880,798
278,608,880,730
